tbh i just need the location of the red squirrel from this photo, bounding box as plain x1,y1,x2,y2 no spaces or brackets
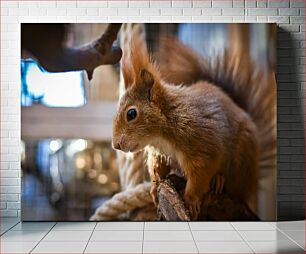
112,36,275,220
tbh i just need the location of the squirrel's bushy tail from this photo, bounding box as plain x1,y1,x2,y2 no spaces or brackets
156,37,276,220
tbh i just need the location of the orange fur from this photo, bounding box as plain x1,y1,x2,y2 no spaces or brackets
113,33,275,220
122,37,160,90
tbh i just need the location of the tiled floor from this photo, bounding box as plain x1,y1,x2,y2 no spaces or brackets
0,219,304,253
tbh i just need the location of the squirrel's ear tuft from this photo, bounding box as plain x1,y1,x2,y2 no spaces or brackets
121,54,134,89
138,69,154,100
140,69,154,87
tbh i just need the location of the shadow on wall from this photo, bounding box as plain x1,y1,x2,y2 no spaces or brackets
277,27,305,220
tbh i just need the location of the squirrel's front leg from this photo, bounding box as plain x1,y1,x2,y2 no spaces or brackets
147,151,171,207
183,162,217,220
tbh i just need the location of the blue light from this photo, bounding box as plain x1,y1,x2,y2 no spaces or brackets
21,59,86,107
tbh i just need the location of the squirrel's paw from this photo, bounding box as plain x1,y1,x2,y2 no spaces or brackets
184,193,201,220
150,182,158,207
210,174,225,194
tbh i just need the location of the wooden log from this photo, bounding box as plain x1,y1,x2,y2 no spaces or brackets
157,180,190,221
157,174,259,221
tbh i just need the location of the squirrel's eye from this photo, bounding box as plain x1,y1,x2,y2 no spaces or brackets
127,108,137,122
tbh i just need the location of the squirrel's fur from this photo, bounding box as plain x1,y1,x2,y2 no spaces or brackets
113,33,276,219
156,37,276,177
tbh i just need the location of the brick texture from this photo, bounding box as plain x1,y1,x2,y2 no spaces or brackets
0,0,305,220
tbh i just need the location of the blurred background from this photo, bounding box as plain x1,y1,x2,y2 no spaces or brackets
21,24,121,220
21,23,276,221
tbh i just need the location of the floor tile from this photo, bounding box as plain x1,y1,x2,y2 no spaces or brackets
1,241,37,253
12,222,55,231
1,225,15,234
282,230,305,241
248,240,304,253
32,241,87,253
95,221,143,231
85,241,142,253
1,221,21,234
196,241,253,253
231,222,276,231
239,230,290,241
52,222,96,231
282,230,305,249
276,221,305,231
42,230,92,242
144,230,193,241
268,222,278,228
90,230,143,241
295,240,305,250
1,221,20,229
145,222,190,231
143,241,198,253
189,222,234,231
0,230,47,242
192,230,243,241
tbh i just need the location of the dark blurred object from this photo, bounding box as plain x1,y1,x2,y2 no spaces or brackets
144,24,178,53
21,23,122,79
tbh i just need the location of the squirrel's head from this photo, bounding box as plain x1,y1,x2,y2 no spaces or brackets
112,38,165,153
112,68,165,153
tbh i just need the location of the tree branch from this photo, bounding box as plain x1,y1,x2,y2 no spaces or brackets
157,174,259,221
22,24,122,79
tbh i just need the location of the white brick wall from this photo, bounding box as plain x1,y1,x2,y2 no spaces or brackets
0,0,305,218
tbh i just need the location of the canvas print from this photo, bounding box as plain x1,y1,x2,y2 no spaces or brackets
21,23,276,221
